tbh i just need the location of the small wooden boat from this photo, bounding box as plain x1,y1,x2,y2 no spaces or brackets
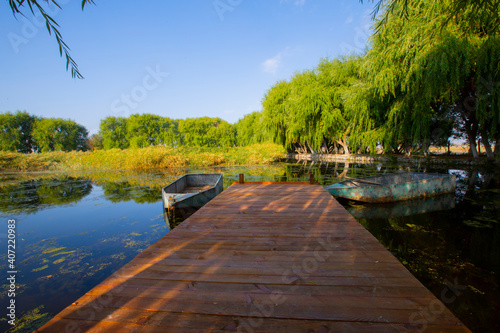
162,174,223,210
324,172,456,203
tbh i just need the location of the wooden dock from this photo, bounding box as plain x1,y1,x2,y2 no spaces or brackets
38,183,470,332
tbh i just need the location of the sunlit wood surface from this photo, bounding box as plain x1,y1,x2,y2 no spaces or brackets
37,183,470,332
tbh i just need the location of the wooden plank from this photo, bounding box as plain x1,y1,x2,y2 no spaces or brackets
89,278,437,298
37,183,470,332
57,294,452,323
37,316,471,333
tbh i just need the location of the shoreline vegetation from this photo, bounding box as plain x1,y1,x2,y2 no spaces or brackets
286,145,500,166
0,143,285,172
0,142,497,173
289,149,500,167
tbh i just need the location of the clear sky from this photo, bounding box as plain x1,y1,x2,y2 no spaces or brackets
1,0,373,134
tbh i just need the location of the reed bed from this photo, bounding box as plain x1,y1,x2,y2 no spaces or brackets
0,143,285,172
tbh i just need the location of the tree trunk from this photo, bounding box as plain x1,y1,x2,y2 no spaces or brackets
469,140,479,158
459,88,479,158
321,141,328,154
337,138,350,155
338,162,350,178
422,139,430,157
480,130,494,159
483,172,494,189
467,170,478,194
306,141,316,154
494,132,500,158
298,143,307,154
464,122,479,158
404,142,412,157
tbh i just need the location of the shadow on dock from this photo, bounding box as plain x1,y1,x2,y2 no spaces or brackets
37,183,470,332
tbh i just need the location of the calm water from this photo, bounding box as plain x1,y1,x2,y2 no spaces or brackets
0,163,498,332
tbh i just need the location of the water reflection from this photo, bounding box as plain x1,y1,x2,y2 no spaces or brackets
163,207,199,230
100,181,160,204
342,168,499,333
0,174,170,332
344,193,456,219
0,178,92,214
0,164,497,332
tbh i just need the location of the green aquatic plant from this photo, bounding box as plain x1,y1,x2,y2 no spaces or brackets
5,306,51,333
31,265,49,272
50,250,76,257
52,257,66,264
110,253,126,260
0,284,26,298
42,247,67,255
125,240,137,247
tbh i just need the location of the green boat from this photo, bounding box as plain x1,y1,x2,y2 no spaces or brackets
324,172,456,203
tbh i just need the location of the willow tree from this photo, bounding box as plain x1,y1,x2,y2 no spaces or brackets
316,56,366,155
178,117,235,148
284,69,334,153
206,120,236,147
360,0,500,158
7,1,96,78
362,0,500,35
235,111,271,146
262,57,364,155
262,80,292,149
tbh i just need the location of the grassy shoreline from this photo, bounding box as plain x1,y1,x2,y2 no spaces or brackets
0,143,286,172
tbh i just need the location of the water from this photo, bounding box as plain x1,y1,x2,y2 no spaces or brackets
0,163,498,332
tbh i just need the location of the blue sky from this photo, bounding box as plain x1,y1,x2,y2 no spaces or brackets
1,0,373,134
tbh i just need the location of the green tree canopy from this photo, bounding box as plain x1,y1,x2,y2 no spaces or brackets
362,0,500,35
262,80,292,148
0,111,36,153
358,0,500,157
125,114,179,148
235,111,271,146
262,57,365,154
7,0,96,78
32,118,88,152
179,117,235,148
99,116,129,150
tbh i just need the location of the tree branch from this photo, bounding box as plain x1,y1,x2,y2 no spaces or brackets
7,0,96,79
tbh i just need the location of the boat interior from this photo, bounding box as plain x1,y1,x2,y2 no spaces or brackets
343,172,443,187
163,174,221,194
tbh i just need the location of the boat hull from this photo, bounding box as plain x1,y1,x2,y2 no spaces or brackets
162,174,223,210
325,172,456,203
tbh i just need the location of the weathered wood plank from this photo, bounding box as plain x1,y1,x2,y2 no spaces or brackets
37,316,471,333
37,183,470,332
